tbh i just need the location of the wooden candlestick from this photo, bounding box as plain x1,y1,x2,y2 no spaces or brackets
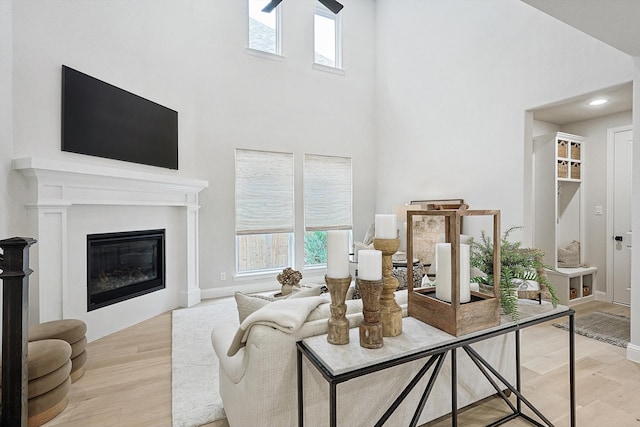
325,275,352,345
373,237,402,337
357,277,384,349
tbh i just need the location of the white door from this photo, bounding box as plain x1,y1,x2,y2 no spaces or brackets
611,128,632,305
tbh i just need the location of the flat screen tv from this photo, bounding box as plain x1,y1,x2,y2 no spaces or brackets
61,65,178,169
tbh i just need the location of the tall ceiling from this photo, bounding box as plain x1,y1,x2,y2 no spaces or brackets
522,0,640,56
522,0,637,125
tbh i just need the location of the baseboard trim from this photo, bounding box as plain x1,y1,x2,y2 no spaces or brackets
594,290,608,301
180,287,202,308
627,343,640,364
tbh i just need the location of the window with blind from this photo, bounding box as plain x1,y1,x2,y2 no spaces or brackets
303,154,352,266
235,149,294,273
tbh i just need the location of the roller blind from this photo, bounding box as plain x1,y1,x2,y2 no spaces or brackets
235,149,294,235
304,154,352,231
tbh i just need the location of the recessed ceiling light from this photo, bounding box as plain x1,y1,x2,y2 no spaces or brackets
588,99,608,106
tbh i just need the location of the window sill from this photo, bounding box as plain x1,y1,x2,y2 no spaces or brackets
312,63,345,76
234,266,328,282
303,265,327,274
233,269,283,282
245,48,285,62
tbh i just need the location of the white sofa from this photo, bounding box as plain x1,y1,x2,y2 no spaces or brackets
211,290,515,427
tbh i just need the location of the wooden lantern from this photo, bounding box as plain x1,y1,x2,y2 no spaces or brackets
406,209,501,336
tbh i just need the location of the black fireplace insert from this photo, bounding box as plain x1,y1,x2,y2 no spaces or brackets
87,229,165,311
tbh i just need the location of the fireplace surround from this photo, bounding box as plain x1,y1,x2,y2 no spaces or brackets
14,157,208,341
87,229,166,311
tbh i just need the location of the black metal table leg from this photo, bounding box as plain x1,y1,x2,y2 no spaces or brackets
516,329,521,415
451,348,457,426
330,382,337,427
297,348,304,427
570,312,576,427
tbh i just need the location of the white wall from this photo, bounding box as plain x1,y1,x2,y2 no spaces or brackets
0,0,27,240
375,0,634,241
4,0,378,302
192,0,377,295
629,58,640,362
0,0,11,239
532,121,561,137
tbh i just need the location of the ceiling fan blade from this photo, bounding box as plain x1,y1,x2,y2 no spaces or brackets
319,0,343,14
261,0,284,13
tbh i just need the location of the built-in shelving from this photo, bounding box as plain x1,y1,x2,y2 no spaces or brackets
556,138,582,181
547,266,596,306
534,132,595,305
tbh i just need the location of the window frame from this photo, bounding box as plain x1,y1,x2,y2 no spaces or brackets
247,0,283,57
313,2,343,69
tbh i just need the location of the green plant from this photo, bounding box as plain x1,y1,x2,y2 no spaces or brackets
470,226,559,320
304,231,327,265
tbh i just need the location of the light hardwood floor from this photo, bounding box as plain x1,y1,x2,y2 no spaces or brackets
42,301,636,426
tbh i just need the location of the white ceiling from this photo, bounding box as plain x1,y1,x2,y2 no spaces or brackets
530,82,633,126
522,0,640,56
522,0,637,125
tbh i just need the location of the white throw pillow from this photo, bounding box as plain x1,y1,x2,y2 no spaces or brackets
234,286,323,323
288,285,323,299
234,292,270,323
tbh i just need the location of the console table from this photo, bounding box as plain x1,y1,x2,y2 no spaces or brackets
297,301,575,427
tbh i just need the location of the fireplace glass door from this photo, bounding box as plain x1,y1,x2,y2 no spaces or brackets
87,229,165,311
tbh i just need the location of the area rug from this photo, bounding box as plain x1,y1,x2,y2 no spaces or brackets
553,311,630,348
172,301,238,427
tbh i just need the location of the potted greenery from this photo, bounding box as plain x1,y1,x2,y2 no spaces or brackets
470,226,559,320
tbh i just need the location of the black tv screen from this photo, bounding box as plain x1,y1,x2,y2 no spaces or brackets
61,65,178,169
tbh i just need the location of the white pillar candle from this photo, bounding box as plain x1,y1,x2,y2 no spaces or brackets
326,230,350,278
358,249,382,281
375,214,397,239
460,243,471,303
434,243,471,303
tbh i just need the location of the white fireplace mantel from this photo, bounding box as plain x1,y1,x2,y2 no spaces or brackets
14,157,208,208
14,157,208,338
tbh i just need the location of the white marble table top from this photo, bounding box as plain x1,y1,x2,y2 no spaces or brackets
300,300,570,377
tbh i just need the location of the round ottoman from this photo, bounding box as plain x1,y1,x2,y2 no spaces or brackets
1,339,72,427
29,319,88,382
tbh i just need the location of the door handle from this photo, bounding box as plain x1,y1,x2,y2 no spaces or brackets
614,236,623,241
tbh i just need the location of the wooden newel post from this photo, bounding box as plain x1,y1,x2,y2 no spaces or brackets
0,237,37,427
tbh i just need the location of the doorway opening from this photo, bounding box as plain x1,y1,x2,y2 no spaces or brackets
525,81,633,303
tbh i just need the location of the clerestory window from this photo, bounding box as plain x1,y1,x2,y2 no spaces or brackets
314,2,342,68
248,0,282,55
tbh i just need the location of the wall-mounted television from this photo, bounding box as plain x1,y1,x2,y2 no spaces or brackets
61,65,178,169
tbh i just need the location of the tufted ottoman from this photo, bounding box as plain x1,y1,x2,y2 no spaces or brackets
1,339,72,427
29,319,88,382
